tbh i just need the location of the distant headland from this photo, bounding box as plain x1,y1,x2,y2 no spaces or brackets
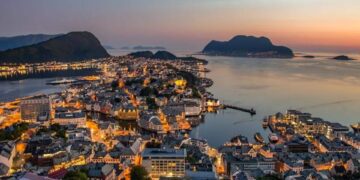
0,34,63,51
202,35,294,58
0,31,109,64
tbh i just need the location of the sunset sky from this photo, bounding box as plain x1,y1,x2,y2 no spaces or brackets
1,0,360,52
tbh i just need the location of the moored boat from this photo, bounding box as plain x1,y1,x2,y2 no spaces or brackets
47,78,77,85
254,132,265,143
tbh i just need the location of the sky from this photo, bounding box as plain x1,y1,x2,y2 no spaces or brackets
1,0,360,52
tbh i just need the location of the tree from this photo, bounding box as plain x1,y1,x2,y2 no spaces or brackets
0,122,29,141
140,87,152,96
111,80,118,91
146,97,158,110
130,166,150,180
50,123,67,140
63,170,87,180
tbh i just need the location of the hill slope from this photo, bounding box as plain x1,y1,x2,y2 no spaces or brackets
128,50,177,60
202,35,294,58
0,34,62,51
0,31,109,63
128,50,207,64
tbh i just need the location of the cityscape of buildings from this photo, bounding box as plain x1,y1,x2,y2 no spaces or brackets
0,55,359,180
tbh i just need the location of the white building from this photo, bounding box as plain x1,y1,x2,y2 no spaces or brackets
0,141,16,176
142,148,186,179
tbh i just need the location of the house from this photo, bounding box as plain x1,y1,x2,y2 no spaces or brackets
0,141,16,176
53,107,86,127
116,104,138,120
87,163,116,180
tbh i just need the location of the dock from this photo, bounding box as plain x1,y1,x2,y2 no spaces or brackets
222,104,256,116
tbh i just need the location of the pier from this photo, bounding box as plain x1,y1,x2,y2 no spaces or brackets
222,104,256,116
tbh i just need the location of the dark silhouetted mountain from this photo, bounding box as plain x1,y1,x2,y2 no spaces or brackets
128,50,176,60
332,55,354,61
0,34,62,51
202,35,294,58
152,51,177,60
128,51,154,58
0,31,109,64
128,51,207,63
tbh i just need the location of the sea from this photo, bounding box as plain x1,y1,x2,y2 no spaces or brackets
2,49,360,147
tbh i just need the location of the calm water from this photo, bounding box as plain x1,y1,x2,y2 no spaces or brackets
0,68,99,102
0,79,65,102
190,54,360,147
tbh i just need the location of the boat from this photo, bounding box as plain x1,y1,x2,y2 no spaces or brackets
268,133,279,143
47,78,77,85
229,134,249,145
351,123,360,133
254,132,265,143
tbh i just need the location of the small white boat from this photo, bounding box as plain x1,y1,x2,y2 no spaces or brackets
47,78,77,85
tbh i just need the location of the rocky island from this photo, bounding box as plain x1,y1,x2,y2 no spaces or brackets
303,55,315,58
202,35,294,58
0,31,109,64
332,55,355,61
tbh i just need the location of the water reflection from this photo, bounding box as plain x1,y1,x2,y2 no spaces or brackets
191,55,360,147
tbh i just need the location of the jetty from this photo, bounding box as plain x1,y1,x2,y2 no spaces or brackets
222,104,256,115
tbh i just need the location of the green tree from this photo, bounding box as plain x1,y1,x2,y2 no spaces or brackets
63,170,87,180
0,122,29,141
130,166,150,180
146,97,158,110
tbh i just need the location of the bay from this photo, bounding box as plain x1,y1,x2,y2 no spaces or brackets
190,54,360,147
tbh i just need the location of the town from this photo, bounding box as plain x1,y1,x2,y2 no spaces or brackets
0,55,359,180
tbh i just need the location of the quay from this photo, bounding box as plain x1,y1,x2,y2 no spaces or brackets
222,104,256,115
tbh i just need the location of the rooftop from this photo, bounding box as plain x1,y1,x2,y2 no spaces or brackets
142,148,186,158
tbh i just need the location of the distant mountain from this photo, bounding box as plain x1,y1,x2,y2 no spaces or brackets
202,35,294,58
0,34,62,51
121,46,131,50
133,45,166,50
0,31,109,64
122,45,166,50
